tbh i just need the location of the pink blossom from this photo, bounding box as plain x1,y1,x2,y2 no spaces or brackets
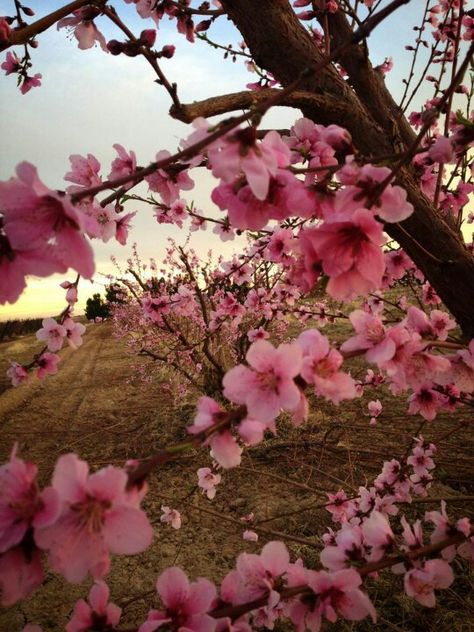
0,162,95,280
65,154,102,189
247,327,270,342
0,446,59,555
429,136,454,163
209,129,290,201
368,400,382,425
35,454,153,582
320,523,364,570
302,210,385,301
63,317,86,350
1,51,21,75
197,467,221,500
161,506,182,530
297,329,358,404
223,340,303,423
325,490,355,524
145,150,194,205
243,530,258,542
408,387,445,420
108,144,137,189
188,397,242,468
66,582,122,632
115,211,136,245
404,559,454,607
61,281,79,305
57,8,108,52
139,567,217,632
340,310,396,364
233,540,290,602
20,73,42,94
0,546,43,607
291,568,376,630
6,361,29,386
361,511,394,561
36,352,60,379
36,317,67,352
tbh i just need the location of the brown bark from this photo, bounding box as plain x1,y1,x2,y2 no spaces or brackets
220,0,474,337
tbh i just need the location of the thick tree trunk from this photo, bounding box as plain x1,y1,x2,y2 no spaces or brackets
221,0,474,337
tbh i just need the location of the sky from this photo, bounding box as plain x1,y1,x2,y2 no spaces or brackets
0,0,472,320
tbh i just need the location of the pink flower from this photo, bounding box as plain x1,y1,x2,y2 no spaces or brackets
0,446,59,555
0,547,43,607
233,541,290,602
188,397,242,468
404,559,454,607
408,387,445,420
302,210,385,301
108,144,137,189
20,73,42,94
6,361,29,386
361,511,394,561
223,340,303,424
197,467,221,500
1,51,21,75
243,530,258,542
340,310,396,364
139,567,217,632
209,129,290,201
292,568,376,630
36,352,60,379
0,162,95,280
35,454,153,582
115,211,136,245
145,150,194,205
66,582,122,632
57,8,108,51
161,506,182,530
368,400,382,424
65,154,102,189
36,317,67,352
63,317,86,350
297,329,358,404
428,136,453,164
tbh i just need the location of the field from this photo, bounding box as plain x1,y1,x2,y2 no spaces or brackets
0,322,473,631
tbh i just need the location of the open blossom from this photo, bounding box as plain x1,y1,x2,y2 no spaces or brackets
209,129,290,201
301,210,386,301
145,150,194,205
160,506,182,530
138,567,217,632
368,400,382,424
197,467,221,500
0,162,95,282
340,310,396,364
0,447,59,606
20,73,42,95
404,559,454,607
36,318,67,352
66,582,121,632
34,454,153,582
290,568,376,631
1,51,21,75
188,397,242,469
6,362,28,386
223,340,303,423
115,211,136,245
57,7,108,51
65,154,102,189
108,144,137,189
297,329,358,404
36,352,60,379
63,317,86,350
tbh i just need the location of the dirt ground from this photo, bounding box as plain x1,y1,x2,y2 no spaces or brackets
0,323,473,631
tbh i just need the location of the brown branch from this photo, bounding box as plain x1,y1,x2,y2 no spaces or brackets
169,88,344,123
0,0,102,50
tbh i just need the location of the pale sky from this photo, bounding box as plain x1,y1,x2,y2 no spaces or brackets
0,0,471,319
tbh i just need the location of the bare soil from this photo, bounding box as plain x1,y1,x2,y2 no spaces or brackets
0,323,473,632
